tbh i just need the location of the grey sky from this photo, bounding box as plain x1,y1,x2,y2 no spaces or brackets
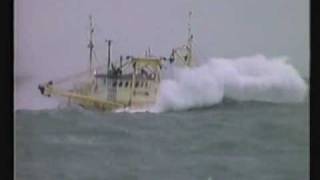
14,0,309,109
15,0,309,78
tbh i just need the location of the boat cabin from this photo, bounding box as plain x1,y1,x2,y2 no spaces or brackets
92,57,162,107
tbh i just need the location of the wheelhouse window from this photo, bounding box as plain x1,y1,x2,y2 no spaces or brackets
112,81,117,87
119,81,123,87
125,81,129,88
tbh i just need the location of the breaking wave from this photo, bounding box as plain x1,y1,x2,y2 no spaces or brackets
146,54,308,112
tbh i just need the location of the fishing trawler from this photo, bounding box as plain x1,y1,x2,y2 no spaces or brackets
38,12,196,111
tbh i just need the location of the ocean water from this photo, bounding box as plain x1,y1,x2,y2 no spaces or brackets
15,99,309,180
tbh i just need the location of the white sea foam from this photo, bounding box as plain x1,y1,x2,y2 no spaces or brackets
147,54,308,112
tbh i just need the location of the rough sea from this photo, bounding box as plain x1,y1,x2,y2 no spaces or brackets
15,55,309,180
15,98,309,180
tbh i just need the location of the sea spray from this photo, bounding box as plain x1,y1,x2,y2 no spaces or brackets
149,54,308,112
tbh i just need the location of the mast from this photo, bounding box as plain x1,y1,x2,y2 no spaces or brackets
105,39,112,73
120,55,123,68
148,47,151,57
187,11,193,67
88,15,94,74
145,47,151,57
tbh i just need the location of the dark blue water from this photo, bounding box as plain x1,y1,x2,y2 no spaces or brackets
15,100,309,180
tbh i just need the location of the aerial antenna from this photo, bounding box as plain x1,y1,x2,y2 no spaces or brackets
88,14,95,74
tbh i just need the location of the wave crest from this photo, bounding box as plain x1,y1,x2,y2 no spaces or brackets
148,54,308,112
